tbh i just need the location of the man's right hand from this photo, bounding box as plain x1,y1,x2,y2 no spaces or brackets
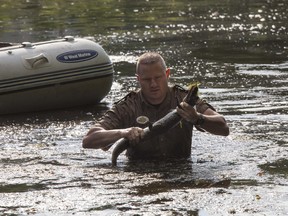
121,127,144,146
83,125,144,150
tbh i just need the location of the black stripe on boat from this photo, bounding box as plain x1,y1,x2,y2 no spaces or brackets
0,62,113,94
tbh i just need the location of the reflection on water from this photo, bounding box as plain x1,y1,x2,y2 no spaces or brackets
0,0,288,215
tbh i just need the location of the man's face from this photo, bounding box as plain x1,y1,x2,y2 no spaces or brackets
137,61,170,105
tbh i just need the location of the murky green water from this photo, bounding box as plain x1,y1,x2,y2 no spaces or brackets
0,0,287,215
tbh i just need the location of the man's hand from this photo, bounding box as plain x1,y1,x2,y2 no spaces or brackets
121,127,144,145
177,101,229,136
83,126,144,150
176,101,200,124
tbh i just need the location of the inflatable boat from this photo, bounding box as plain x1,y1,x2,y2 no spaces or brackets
0,36,114,115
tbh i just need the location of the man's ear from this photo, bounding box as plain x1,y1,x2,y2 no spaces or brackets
136,73,140,81
166,68,170,78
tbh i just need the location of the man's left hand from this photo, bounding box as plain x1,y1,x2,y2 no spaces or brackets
176,101,200,124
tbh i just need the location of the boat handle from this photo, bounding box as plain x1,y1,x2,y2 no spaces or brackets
25,53,49,68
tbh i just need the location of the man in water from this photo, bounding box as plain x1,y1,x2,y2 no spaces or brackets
82,52,229,160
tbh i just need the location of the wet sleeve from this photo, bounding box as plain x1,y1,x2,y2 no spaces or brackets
196,99,216,114
98,97,137,130
98,109,122,130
